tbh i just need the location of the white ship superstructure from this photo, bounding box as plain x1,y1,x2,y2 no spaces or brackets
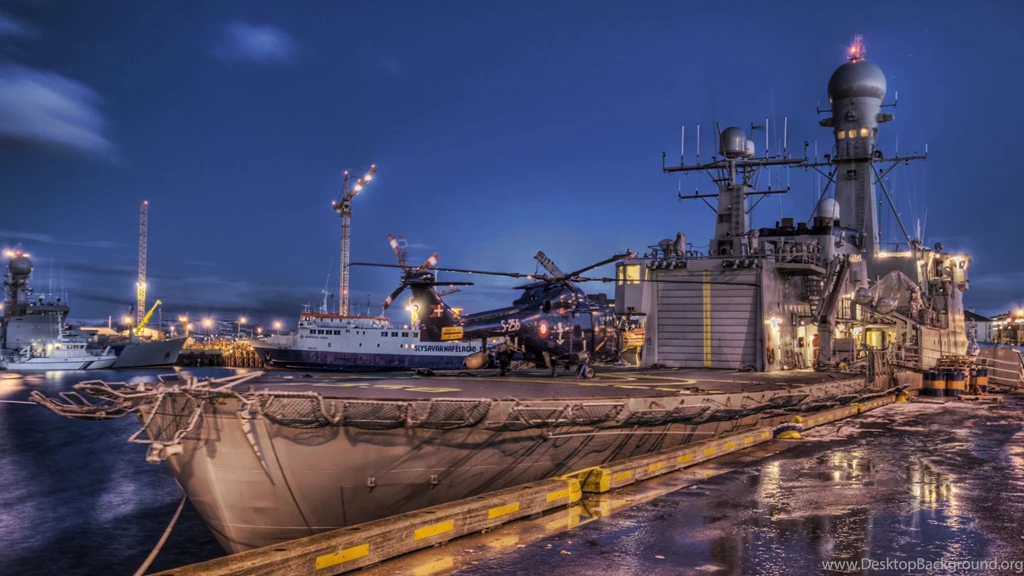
251,312,480,371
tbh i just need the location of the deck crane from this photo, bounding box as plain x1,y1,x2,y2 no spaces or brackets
134,299,162,337
332,164,377,316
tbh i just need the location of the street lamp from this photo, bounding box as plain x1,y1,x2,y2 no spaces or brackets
238,316,247,338
273,321,282,335
202,318,213,337
256,326,263,337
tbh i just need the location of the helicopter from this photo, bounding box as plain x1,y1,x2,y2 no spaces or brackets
352,235,635,378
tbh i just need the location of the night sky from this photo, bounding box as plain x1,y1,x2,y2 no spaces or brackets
1,0,1022,328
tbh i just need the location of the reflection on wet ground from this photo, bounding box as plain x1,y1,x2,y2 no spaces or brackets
446,400,1024,575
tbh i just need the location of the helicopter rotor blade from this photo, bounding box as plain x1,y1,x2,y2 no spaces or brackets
534,251,565,278
382,284,407,310
414,253,440,274
387,234,409,270
565,252,636,279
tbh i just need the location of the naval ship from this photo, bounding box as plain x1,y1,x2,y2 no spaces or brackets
33,40,959,554
1,252,184,367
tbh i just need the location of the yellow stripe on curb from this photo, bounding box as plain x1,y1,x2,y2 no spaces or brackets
414,520,454,541
315,543,370,570
487,502,520,520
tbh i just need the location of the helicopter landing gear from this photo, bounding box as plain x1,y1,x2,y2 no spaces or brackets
576,361,595,380
497,352,512,377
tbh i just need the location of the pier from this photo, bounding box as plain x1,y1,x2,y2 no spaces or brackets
176,339,263,368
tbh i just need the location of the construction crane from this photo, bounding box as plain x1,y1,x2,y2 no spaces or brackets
134,299,162,336
332,164,377,316
137,201,148,325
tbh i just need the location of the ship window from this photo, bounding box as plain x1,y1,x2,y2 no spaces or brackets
382,332,387,337
328,342,331,348
392,332,398,337
846,129,855,139
859,127,869,138
402,332,408,337
346,329,350,333
335,330,341,335
836,129,845,140
872,128,878,138
359,343,362,346
412,332,418,338
624,264,641,285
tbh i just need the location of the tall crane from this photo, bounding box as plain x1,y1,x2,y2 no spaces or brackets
332,164,377,316
137,201,148,325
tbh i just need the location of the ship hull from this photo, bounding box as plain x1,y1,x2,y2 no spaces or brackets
110,338,186,368
251,344,473,372
2,356,117,371
132,370,893,553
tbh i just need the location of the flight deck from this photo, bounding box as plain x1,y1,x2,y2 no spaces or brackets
241,367,857,400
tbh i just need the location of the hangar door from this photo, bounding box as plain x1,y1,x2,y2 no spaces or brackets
655,269,759,369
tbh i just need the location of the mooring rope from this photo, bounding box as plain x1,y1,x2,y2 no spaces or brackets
0,399,35,405
132,495,186,576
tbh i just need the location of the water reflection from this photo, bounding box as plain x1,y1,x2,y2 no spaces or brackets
0,368,238,576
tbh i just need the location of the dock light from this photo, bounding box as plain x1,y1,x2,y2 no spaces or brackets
257,327,263,336
122,315,132,325
187,323,194,331
21,253,29,258
178,316,188,323
2,250,13,258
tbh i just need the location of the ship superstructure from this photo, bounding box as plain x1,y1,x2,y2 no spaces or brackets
1,252,70,352
251,311,481,371
616,37,968,372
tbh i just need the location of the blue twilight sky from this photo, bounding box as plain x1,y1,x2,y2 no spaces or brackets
1,0,1022,327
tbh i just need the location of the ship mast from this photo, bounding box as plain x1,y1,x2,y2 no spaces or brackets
332,164,377,316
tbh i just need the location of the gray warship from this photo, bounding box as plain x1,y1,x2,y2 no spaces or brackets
33,40,966,554
1,252,184,368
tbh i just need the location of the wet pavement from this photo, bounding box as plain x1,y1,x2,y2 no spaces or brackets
368,398,1024,576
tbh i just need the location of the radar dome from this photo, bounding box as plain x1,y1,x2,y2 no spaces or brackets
815,197,840,222
8,256,32,276
720,127,747,158
828,59,886,101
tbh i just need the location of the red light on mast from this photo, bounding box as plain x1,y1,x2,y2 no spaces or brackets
847,35,866,62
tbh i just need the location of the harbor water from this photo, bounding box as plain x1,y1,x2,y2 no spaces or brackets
0,368,239,576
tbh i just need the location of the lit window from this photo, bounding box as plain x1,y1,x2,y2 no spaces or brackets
837,130,845,140
616,265,624,285
401,332,408,337
625,264,641,284
859,127,869,138
847,129,856,139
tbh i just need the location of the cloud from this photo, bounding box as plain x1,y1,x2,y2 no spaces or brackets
0,64,115,157
213,21,297,65
0,11,33,40
0,228,117,249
